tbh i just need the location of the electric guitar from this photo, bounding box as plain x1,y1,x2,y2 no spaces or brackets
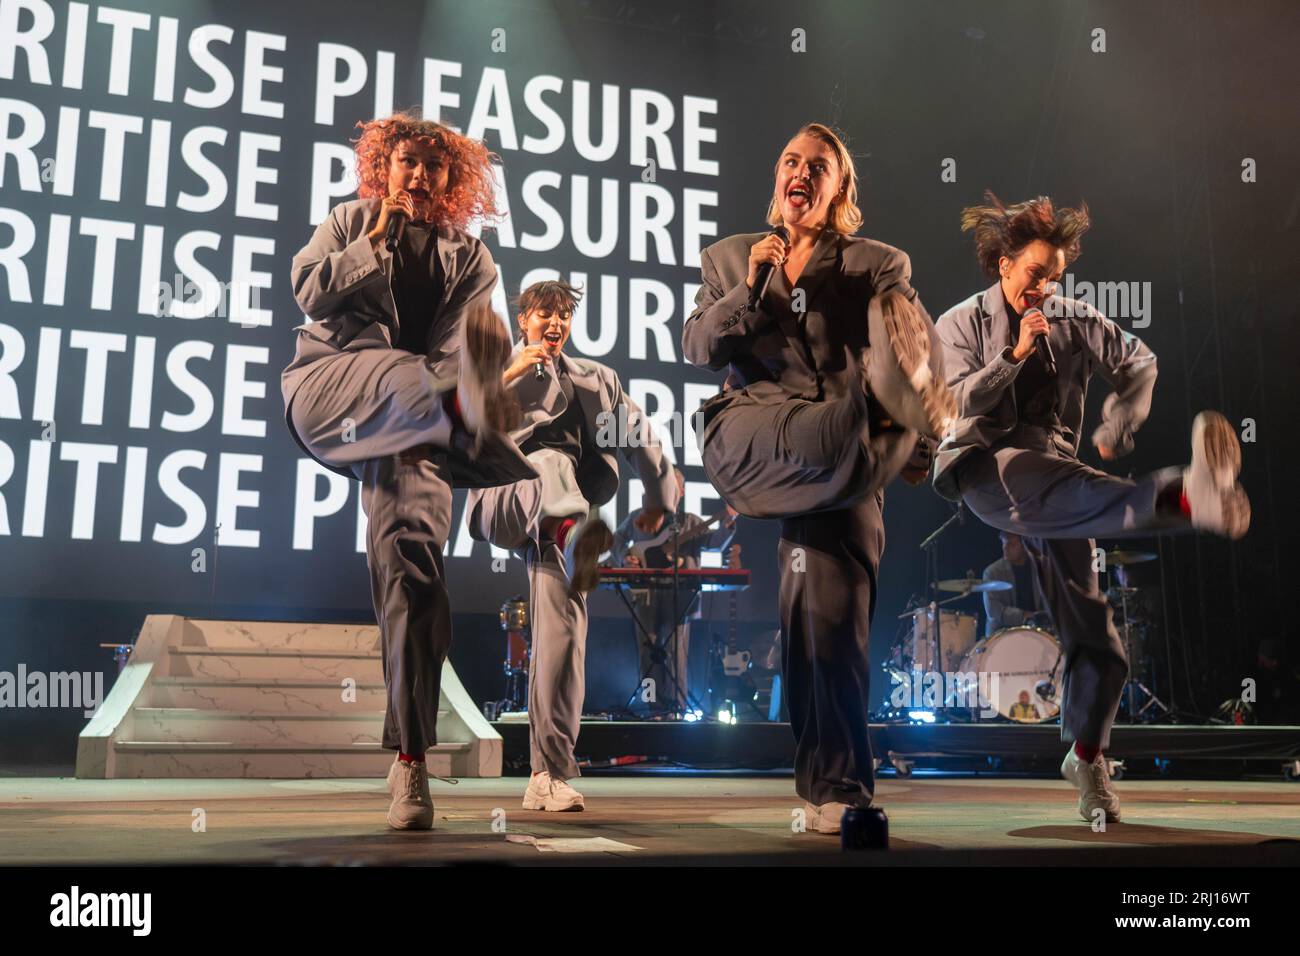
627,509,734,568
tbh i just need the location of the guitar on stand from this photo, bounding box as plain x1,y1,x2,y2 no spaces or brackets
708,544,759,722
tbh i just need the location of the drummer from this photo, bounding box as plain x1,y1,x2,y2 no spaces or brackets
981,531,1051,637
1009,690,1043,721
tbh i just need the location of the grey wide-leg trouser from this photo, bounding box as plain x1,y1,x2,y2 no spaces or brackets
956,428,1186,749
778,492,885,808
700,387,903,807
287,348,461,756
701,391,915,521
467,450,590,780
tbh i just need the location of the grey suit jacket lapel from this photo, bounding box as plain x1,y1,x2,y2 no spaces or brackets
979,281,1012,364
435,224,460,294
365,204,465,343
768,229,840,377
506,345,604,445
561,351,606,438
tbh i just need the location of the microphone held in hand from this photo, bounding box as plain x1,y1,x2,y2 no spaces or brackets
1024,307,1057,376
529,334,548,381
747,225,790,312
384,207,407,252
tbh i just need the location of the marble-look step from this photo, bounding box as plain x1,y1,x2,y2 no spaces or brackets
181,619,380,653
79,615,501,779
167,646,384,681
128,708,461,747
147,678,388,713
110,741,469,779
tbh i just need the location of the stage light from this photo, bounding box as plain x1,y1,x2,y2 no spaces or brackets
908,710,937,724
717,708,735,724
683,711,700,723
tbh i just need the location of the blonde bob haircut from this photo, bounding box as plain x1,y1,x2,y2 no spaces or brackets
765,122,863,235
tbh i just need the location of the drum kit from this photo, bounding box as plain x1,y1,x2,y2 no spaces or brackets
888,547,1165,723
888,576,1063,721
484,595,531,719
1105,552,1171,721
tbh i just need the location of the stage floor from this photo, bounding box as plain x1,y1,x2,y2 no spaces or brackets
2,774,1298,866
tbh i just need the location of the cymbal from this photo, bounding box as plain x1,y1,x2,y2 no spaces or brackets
937,577,1012,594
1104,550,1157,566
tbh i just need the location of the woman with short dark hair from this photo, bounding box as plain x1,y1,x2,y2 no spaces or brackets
934,191,1250,824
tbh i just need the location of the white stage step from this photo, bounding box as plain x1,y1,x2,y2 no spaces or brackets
109,741,470,779
78,616,501,779
166,646,384,681
128,707,453,746
147,677,389,713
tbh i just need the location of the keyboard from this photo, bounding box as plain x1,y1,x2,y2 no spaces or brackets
597,567,750,592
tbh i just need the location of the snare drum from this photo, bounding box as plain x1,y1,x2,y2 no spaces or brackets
957,626,1063,721
901,607,979,674
498,597,531,673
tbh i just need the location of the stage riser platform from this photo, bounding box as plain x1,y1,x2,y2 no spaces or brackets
494,721,1300,774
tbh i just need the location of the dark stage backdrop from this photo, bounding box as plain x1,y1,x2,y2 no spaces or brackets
1,0,1297,744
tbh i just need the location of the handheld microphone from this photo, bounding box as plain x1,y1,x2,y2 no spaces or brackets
384,208,407,252
528,334,548,381
746,225,790,312
1023,306,1057,376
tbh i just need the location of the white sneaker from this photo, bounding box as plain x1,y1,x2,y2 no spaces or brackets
385,756,434,830
803,801,851,835
456,306,521,439
522,771,585,811
561,511,614,595
1060,748,1122,823
864,291,956,439
1184,411,1249,539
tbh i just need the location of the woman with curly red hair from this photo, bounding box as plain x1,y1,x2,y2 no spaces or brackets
280,113,534,831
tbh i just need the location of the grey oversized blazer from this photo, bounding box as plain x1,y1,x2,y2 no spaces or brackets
931,281,1157,499
280,197,533,487
478,342,677,511
683,230,926,400
681,229,938,517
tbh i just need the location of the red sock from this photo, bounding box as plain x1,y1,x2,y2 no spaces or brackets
1179,488,1192,517
399,752,425,764
1074,741,1101,763
1157,481,1193,518
442,390,466,430
554,517,578,550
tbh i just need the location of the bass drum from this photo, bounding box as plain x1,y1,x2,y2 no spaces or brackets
958,627,1063,721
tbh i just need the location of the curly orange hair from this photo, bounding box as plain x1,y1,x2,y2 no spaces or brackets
352,112,503,232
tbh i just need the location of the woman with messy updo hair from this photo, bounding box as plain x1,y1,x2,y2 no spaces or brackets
280,113,534,832
959,192,1091,282
932,190,1250,826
